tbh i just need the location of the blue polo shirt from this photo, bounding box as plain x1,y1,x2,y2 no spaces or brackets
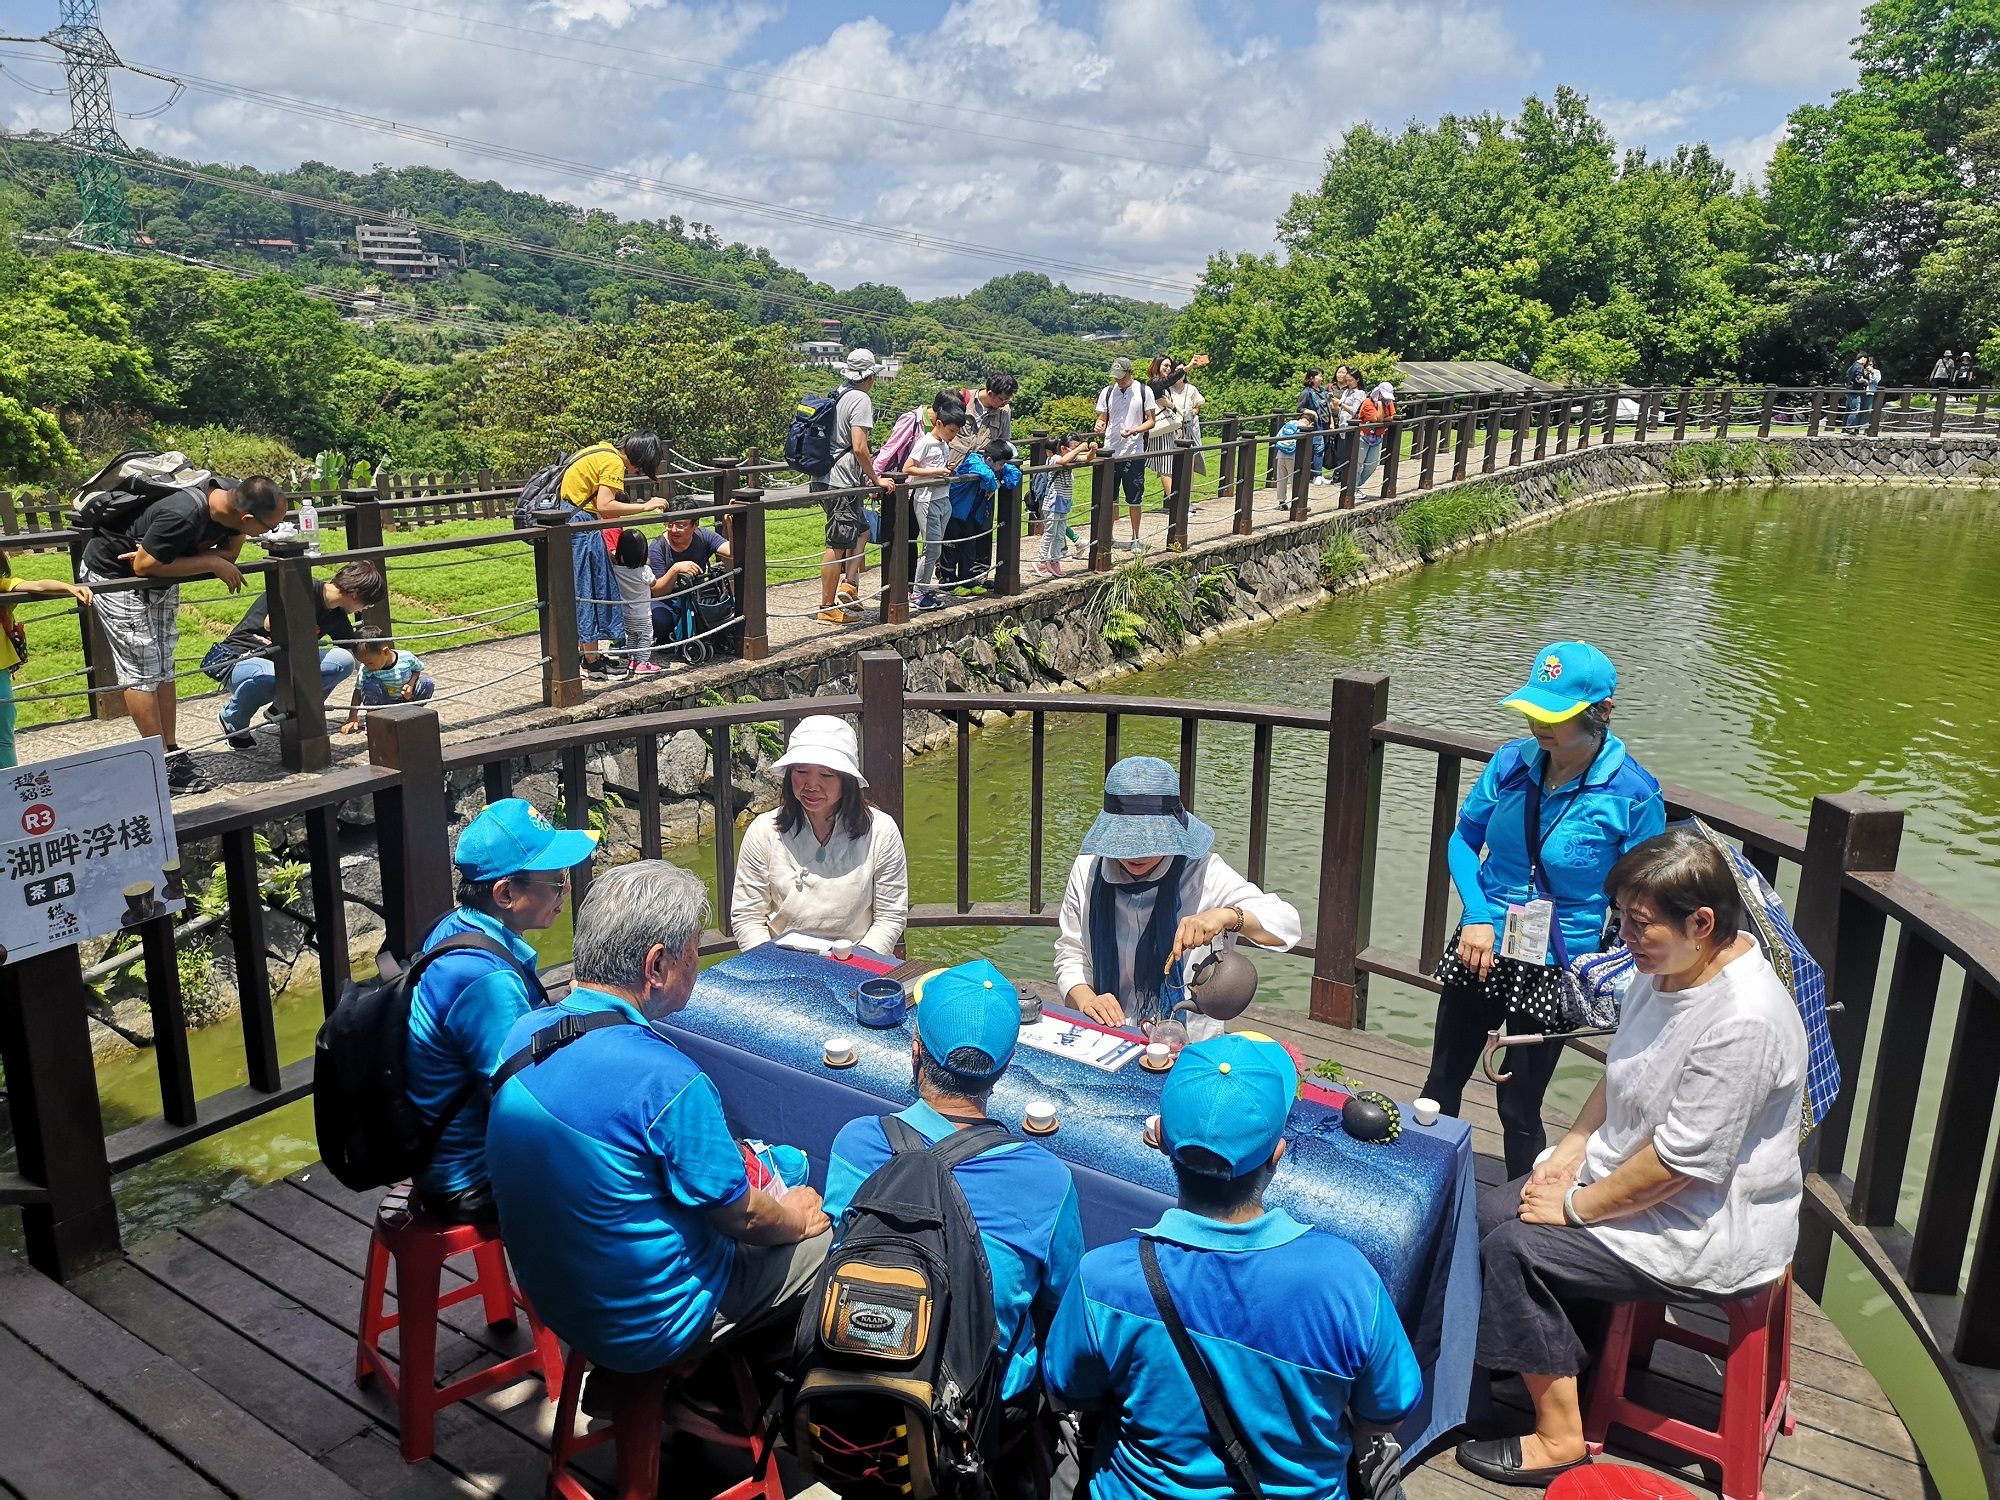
824,1100,1084,1402
406,906,542,1196
486,986,749,1373
1448,732,1665,961
1045,1209,1421,1500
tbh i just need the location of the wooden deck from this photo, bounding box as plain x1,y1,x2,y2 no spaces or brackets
0,1015,1927,1499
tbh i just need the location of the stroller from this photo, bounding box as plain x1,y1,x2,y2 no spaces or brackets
653,572,740,665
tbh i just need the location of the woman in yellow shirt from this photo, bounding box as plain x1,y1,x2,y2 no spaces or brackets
0,563,94,767
556,434,671,678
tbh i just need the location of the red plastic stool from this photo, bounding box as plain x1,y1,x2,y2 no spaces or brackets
354,1183,564,1463
1583,1271,1796,1500
547,1349,785,1500
1549,1464,1699,1499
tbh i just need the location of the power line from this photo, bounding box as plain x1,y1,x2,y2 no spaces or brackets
257,0,1325,193
25,138,1145,363
122,61,1200,298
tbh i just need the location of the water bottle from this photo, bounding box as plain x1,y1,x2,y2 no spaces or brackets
298,495,320,556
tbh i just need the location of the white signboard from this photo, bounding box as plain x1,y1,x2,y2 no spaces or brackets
0,740,182,966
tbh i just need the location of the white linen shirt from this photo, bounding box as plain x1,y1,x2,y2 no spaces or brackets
1581,942,1806,1296
1096,381,1157,460
1053,854,1301,1040
729,805,909,956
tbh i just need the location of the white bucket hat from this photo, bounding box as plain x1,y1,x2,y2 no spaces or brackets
839,348,883,382
771,714,868,785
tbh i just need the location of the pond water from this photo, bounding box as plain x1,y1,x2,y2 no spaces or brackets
12,481,1997,1488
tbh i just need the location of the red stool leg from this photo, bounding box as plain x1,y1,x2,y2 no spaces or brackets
548,1354,591,1500
1629,1297,1669,1368
1718,1297,1770,1500
1772,1277,1797,1437
1584,1301,1641,1454
520,1291,566,1401
469,1238,518,1328
355,1231,392,1384
393,1234,446,1464
609,1370,665,1500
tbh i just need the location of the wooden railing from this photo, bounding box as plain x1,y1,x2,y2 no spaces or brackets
5,658,2000,1476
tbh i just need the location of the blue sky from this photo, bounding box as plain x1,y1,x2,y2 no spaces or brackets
0,0,1868,301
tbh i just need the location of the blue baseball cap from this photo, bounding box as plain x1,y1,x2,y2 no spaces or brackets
453,798,600,882
1501,641,1618,724
1160,1035,1298,1178
916,959,1019,1081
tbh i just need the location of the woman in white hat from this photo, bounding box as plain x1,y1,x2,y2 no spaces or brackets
1055,755,1300,1039
730,715,909,955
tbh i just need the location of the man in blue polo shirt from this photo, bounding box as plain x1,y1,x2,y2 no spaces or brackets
824,960,1084,1498
487,861,831,1377
1046,1035,1422,1500
405,797,597,1223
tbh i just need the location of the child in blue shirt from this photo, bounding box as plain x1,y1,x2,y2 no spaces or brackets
942,439,1020,590
342,636,436,733
1272,409,1316,508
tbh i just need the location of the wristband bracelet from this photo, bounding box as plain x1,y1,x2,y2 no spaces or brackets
1564,1184,1590,1228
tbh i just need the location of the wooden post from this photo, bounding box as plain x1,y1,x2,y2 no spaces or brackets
1634,389,1653,443
1418,416,1439,491
367,706,452,960
1088,448,1118,572
1381,417,1402,500
1717,389,1734,439
1264,413,1283,492
1233,422,1257,535
1674,386,1691,440
1310,672,1388,1028
1575,390,1596,448
1289,430,1312,521
1758,389,1776,439
1452,404,1475,480
1534,400,1550,460
856,650,905,827
0,946,120,1280
1808,391,1824,437
1867,386,1885,438
72,536,128,723
1931,394,1947,440
1481,397,1502,473
879,480,909,625
1509,399,1528,466
736,490,768,661
1027,431,1052,537
268,549,331,773
1338,424,1360,510
1602,390,1619,445
996,471,1024,591
1213,415,1237,516
1167,442,1194,550
531,511,584,709
1556,397,1572,454
345,491,389,642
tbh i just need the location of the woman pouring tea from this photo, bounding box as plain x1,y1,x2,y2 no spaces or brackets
1054,756,1300,1040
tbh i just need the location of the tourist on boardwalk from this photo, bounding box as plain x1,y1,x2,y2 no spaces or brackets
647,509,733,653
1095,357,1158,553
204,560,384,750
1057,755,1300,1039
0,562,91,769
1272,408,1317,507
1331,365,1366,484
1865,355,1884,419
1146,362,1202,515
1456,827,1806,1488
1357,382,1396,489
1932,350,1958,391
1958,351,1977,392
941,437,1019,590
905,395,965,610
1297,369,1331,483
1421,641,1665,1179
489,861,831,1378
1046,1034,1422,1499
610,526,659,676
729,714,909,956
554,435,672,678
1032,433,1096,580
817,348,892,626
1842,354,1869,431
341,636,435,733
824,959,1084,1499
79,473,286,795
406,797,598,1223
955,371,1019,460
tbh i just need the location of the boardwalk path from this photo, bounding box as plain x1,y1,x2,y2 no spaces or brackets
0,1005,1925,1498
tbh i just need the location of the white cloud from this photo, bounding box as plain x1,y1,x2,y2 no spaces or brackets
1592,85,1727,145
1714,0,1866,91
1716,120,1790,187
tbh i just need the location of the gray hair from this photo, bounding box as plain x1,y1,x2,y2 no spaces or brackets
572,861,711,990
1580,699,1615,742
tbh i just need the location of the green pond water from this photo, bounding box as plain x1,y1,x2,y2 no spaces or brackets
20,482,2000,1491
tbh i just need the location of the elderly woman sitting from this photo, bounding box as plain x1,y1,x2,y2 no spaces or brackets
729,715,909,956
1055,755,1300,1039
1455,826,1807,1488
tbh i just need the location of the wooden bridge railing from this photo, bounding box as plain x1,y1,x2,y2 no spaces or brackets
5,657,2000,1476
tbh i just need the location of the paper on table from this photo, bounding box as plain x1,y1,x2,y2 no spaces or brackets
774,931,835,956
1017,1015,1143,1072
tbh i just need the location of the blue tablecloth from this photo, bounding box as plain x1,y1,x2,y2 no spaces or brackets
666,945,1480,1463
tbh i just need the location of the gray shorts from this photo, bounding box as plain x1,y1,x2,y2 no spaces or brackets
81,568,178,689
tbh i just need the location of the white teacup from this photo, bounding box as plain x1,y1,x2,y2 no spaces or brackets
1025,1100,1058,1133
1144,1041,1171,1067
1143,1113,1162,1148
1413,1096,1441,1127
830,940,855,960
824,1036,858,1067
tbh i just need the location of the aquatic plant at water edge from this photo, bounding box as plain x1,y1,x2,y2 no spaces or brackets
1320,531,1366,584
1090,560,1191,654
1394,482,1521,554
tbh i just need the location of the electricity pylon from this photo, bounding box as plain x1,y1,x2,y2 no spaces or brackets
51,0,132,249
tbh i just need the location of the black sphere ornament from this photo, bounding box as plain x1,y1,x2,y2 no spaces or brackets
1341,1090,1403,1145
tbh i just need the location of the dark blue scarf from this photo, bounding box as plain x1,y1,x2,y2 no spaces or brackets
1088,855,1187,1024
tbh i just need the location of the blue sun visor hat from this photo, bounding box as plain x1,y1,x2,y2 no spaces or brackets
916,959,1019,1081
1159,1035,1299,1178
454,797,600,881
1500,641,1618,724
1079,756,1215,861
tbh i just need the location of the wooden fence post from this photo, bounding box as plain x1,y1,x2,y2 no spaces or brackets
1381,417,1402,500
1482,397,1502,473
1310,672,1389,1028
1214,415,1237,519
1634,389,1654,443
367,706,452,960
1418,416,1439,490
879,480,910,625
71,536,128,724
736,490,768,661
0,945,120,1280
1758,389,1776,439
1027,431,1052,538
1452,403,1475,480
1289,431,1313,521
1717,389,1734,439
996,471,1025,591
1167,443,1194,549
1509,399,1528,466
1556,397,1572,454
1534,400,1550,460
1089,449,1117,572
1808,391,1824,437
1338,424,1361,509
267,547,332,773
1674,387,1691,440
1265,414,1283,493
1867,386,1886,438
856,649,905,827
1576,390,1597,448
344,490,390,643
1233,421,1257,535
531,513,584,709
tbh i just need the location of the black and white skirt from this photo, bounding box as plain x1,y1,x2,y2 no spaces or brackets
1433,927,1577,1031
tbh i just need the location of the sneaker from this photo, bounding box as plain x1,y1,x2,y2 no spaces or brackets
817,608,853,625
583,656,611,678
631,659,663,675
165,752,215,796
1032,560,1063,580
912,591,945,612
1112,537,1138,552
1312,475,1334,486
1067,541,1089,561
219,714,256,751
836,581,860,604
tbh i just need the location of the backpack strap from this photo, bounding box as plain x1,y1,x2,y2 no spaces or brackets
403,931,551,1150
1138,1237,1264,1499
491,1010,639,1091
882,1114,1014,1171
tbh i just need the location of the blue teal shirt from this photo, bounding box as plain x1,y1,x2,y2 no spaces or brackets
1448,732,1665,962
1045,1208,1421,1500
406,907,541,1195
824,1100,1084,1402
485,986,750,1373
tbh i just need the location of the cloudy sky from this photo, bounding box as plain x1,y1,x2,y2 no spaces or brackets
0,0,1868,302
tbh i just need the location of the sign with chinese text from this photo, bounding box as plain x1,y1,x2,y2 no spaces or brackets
0,741,181,966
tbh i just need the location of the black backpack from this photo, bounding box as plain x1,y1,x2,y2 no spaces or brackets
312,932,547,1192
789,1117,1011,1500
70,449,212,537
786,386,848,478
511,444,615,528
